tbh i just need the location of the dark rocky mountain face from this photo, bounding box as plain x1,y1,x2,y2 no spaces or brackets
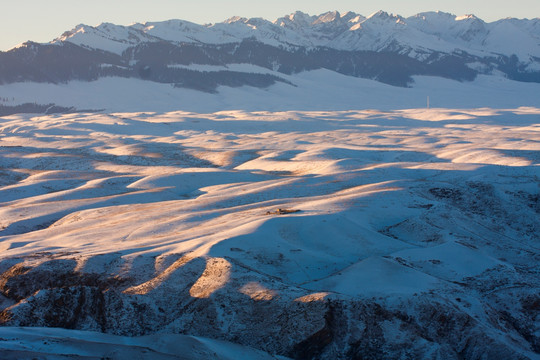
0,37,536,92
0,42,122,84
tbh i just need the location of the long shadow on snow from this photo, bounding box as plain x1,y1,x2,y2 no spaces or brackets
204,162,540,288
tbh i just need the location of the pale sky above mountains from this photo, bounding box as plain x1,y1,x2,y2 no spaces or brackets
2,0,539,50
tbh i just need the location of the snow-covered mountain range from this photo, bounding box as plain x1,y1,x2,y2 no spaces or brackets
56,10,540,61
1,10,539,97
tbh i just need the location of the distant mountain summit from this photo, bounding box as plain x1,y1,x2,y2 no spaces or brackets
1,10,539,93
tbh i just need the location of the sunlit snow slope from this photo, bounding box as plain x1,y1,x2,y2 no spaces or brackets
0,106,539,358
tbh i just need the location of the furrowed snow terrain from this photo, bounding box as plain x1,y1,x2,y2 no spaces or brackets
0,105,539,359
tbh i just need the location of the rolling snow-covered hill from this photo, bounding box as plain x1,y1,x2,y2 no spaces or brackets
0,107,539,359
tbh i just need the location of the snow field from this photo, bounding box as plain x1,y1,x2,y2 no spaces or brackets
0,106,539,359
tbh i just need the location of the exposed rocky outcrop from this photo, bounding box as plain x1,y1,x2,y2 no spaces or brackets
1,250,538,359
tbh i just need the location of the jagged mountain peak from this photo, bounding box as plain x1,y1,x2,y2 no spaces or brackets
409,11,457,21
363,10,407,27
274,11,316,27
244,17,274,26
141,19,202,27
219,16,275,29
313,10,341,24
341,11,360,20
348,14,366,24
367,10,399,20
97,22,122,29
361,11,405,27
58,24,89,39
223,16,249,24
455,14,483,22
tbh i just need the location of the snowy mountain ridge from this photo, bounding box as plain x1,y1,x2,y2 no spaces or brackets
51,10,540,61
2,10,540,112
